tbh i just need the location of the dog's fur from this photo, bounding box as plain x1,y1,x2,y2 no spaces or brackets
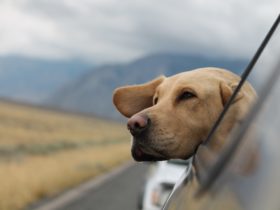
113,67,256,162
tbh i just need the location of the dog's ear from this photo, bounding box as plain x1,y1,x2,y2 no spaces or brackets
220,82,243,106
113,76,165,117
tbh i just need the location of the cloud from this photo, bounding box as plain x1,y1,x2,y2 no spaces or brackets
0,0,279,64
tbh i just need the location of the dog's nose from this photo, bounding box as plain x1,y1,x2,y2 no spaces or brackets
127,114,150,136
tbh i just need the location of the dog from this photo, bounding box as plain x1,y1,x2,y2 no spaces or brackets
113,67,256,162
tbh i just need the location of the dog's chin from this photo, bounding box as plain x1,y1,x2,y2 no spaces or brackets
131,142,167,162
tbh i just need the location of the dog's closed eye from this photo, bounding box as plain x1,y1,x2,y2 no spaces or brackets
177,91,196,101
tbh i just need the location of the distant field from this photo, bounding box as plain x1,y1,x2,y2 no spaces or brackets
0,101,131,210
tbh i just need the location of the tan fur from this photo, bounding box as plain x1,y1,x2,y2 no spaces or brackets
113,67,256,160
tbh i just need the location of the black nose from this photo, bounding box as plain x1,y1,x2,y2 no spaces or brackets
127,114,150,136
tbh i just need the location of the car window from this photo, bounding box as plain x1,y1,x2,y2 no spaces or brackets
195,60,280,210
164,14,280,210
192,14,280,182
196,14,280,191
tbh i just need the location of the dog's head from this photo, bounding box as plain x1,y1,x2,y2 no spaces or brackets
113,68,256,161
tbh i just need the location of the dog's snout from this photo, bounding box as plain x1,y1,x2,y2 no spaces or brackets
127,114,150,136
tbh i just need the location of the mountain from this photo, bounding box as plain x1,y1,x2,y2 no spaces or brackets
0,56,92,103
48,53,248,119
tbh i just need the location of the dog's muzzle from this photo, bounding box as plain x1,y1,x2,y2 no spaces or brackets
131,140,166,161
127,113,167,161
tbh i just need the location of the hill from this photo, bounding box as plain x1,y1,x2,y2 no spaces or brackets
48,53,248,119
0,56,91,103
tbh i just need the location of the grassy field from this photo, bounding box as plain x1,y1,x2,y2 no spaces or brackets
0,101,131,210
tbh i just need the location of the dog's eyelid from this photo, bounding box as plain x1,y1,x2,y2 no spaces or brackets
177,89,196,101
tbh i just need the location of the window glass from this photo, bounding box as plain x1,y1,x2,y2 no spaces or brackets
203,62,280,210
164,17,280,210
195,19,280,180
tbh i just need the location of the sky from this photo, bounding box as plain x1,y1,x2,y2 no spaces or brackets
0,0,279,64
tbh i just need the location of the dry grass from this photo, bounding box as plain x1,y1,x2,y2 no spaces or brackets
0,101,126,146
0,101,131,210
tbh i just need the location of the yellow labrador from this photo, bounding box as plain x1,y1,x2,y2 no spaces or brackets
113,67,256,162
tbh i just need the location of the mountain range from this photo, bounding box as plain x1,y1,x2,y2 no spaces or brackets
0,56,91,102
47,53,248,119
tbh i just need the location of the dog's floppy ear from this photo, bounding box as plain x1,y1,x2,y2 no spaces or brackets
113,76,165,117
220,82,243,106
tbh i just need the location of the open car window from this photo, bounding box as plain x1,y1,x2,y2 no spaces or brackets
164,14,280,210
196,14,280,192
191,60,280,210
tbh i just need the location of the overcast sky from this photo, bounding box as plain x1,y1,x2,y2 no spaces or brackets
0,0,279,64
